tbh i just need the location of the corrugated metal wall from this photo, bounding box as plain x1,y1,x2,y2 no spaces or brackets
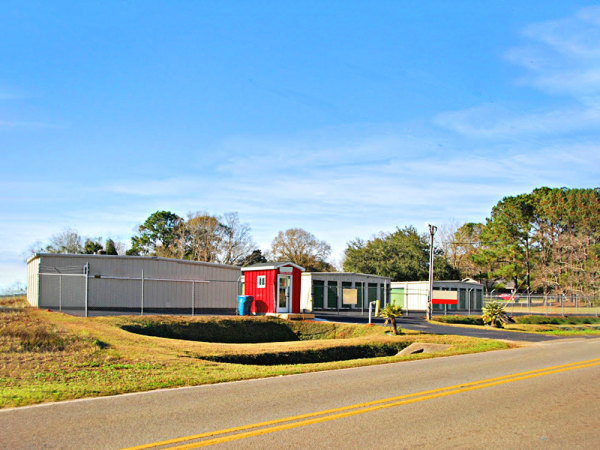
26,257,40,307
28,254,240,316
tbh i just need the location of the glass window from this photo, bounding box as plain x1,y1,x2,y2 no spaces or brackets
257,276,266,288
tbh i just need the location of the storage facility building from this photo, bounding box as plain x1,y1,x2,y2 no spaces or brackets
300,272,391,312
27,253,241,316
241,262,304,314
390,279,484,314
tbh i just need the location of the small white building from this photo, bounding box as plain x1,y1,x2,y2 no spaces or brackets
300,272,391,312
391,278,484,313
27,253,241,316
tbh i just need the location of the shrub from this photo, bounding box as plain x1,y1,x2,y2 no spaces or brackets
434,315,485,326
482,302,508,328
380,304,403,335
202,343,410,365
120,316,384,344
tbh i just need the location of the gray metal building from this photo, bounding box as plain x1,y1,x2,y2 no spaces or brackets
27,253,241,316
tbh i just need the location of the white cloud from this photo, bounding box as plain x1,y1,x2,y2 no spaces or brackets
437,7,600,141
434,103,600,139
506,6,600,97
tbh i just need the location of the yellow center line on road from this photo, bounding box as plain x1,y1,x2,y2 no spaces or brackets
123,358,600,450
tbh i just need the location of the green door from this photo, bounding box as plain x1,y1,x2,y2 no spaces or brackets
390,288,404,308
327,281,338,309
313,280,325,309
368,283,378,304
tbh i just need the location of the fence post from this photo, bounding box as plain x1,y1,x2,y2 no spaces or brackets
141,270,144,316
59,273,62,312
468,289,471,315
192,281,195,316
84,263,89,318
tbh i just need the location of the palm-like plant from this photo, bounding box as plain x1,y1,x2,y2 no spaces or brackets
482,301,508,328
380,303,403,335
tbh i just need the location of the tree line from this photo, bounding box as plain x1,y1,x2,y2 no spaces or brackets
25,211,334,272
448,187,600,299
24,186,600,298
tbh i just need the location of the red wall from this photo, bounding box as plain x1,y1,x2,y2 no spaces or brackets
290,267,302,313
244,265,302,314
245,270,276,313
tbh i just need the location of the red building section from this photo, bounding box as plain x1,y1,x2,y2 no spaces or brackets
241,262,304,314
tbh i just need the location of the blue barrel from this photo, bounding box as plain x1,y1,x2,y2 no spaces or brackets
238,296,254,315
238,295,247,315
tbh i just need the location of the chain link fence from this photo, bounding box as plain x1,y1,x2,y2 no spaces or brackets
37,263,237,317
484,294,600,316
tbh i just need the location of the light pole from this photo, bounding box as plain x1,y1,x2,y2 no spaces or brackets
426,223,437,320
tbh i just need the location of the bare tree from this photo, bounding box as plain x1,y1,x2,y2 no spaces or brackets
270,228,333,272
219,212,256,265
436,220,462,268
46,227,85,254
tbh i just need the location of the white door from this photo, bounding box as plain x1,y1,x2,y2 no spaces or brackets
277,275,291,313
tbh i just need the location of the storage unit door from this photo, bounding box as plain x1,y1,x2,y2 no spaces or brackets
327,281,338,309
368,283,378,304
313,280,325,309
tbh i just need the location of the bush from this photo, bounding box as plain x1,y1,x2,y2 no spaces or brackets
482,302,507,328
434,315,485,326
120,316,383,344
202,343,410,365
121,317,299,344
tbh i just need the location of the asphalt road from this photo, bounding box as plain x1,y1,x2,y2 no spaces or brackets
2,338,600,449
315,311,571,342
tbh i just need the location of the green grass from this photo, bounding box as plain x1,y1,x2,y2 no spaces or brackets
0,306,512,409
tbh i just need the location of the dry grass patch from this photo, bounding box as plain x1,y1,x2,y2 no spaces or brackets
0,295,28,308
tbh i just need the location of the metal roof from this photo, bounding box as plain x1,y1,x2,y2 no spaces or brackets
302,271,391,280
241,261,305,272
27,253,240,271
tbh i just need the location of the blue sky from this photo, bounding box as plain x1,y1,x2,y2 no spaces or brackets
2,1,600,288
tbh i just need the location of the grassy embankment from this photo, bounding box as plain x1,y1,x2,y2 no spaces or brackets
1,296,510,409
433,315,600,335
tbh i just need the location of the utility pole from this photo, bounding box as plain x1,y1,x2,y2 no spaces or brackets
426,223,437,320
